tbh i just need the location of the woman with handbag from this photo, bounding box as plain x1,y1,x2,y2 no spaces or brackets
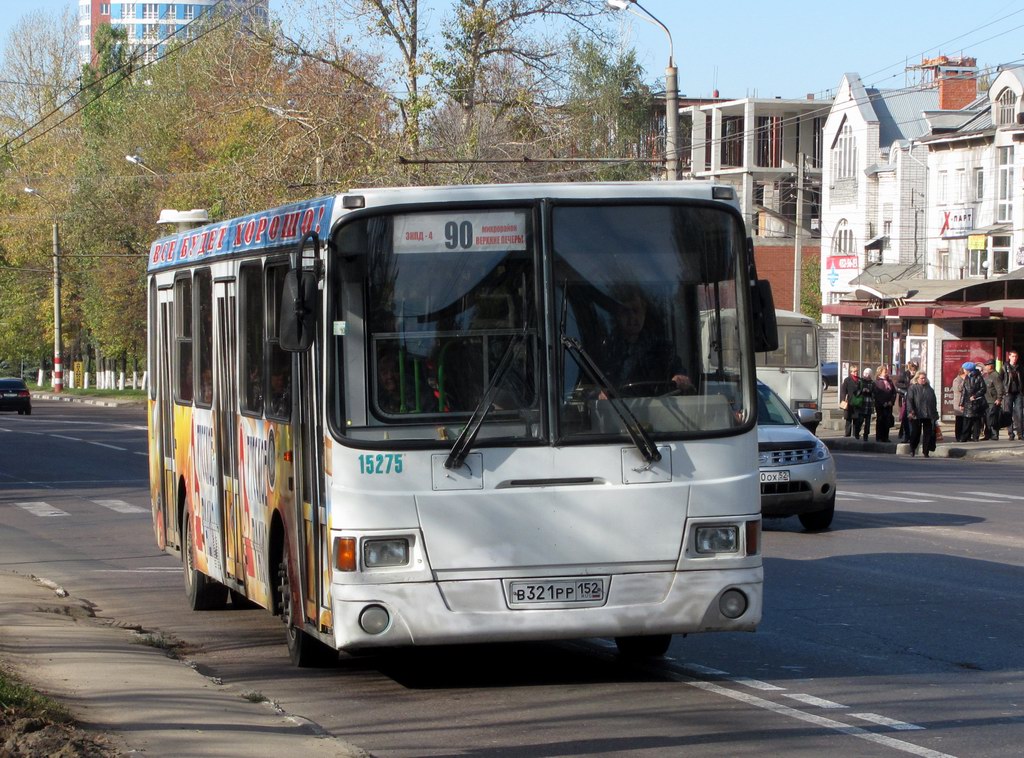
873,365,897,442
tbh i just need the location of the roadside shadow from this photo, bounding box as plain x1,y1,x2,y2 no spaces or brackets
764,510,984,532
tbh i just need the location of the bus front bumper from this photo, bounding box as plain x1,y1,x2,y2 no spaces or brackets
329,567,762,649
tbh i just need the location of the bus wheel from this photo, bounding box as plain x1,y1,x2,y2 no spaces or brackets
183,514,227,611
278,549,336,668
614,634,672,658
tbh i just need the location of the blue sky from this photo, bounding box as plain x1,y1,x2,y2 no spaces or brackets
3,1,1023,99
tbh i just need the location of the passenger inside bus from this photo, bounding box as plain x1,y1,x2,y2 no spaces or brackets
268,368,290,417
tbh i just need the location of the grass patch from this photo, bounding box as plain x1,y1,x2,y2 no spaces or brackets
0,666,71,723
131,631,178,652
241,691,268,703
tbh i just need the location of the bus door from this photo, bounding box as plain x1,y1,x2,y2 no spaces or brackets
156,289,179,550
291,337,331,628
215,280,245,582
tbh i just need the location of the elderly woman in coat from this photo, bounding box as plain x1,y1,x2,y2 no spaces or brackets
906,370,939,457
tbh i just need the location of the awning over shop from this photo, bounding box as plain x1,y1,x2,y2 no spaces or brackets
864,234,886,250
821,303,874,317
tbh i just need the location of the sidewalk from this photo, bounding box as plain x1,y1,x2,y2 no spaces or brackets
0,571,368,757
819,424,1024,460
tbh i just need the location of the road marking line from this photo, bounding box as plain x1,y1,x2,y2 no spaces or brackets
681,662,729,677
88,442,126,451
730,676,785,691
91,499,147,514
89,567,181,573
852,712,925,731
960,490,1024,501
15,501,69,517
841,490,934,503
50,434,81,441
134,451,148,457
892,491,969,501
683,680,950,757
783,693,848,708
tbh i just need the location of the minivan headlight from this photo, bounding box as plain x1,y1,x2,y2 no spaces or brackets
812,440,831,461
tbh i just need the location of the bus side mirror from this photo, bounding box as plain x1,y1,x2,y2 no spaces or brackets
751,279,779,352
280,269,317,352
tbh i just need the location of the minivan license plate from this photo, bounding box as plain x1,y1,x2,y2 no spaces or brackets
508,577,606,608
760,470,790,483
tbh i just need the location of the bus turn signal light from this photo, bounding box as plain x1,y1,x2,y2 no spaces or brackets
334,537,357,571
746,519,761,556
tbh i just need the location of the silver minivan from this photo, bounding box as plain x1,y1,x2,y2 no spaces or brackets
757,381,836,531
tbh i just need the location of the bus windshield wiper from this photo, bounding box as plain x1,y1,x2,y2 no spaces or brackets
444,331,528,471
560,335,661,464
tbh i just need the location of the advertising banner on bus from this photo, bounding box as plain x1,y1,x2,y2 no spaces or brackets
147,196,335,272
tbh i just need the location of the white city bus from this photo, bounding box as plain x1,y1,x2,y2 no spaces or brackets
146,182,778,666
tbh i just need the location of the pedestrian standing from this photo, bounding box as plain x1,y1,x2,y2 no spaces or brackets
896,360,918,442
1000,350,1022,441
951,365,967,442
960,362,987,442
873,365,896,442
858,367,875,441
906,371,939,457
841,365,863,438
982,359,1006,440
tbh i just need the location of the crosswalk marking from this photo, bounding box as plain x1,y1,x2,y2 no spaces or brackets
892,491,968,501
92,499,147,514
851,713,925,731
840,490,934,503
88,442,126,451
783,693,848,709
15,502,69,517
960,490,1024,501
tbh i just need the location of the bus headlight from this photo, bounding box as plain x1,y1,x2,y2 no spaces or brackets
695,526,739,554
363,538,410,568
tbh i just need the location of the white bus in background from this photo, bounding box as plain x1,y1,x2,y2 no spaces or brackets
755,309,821,431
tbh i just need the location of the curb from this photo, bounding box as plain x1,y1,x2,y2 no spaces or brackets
822,434,1024,460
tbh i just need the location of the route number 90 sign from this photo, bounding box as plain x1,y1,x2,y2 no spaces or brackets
393,211,528,254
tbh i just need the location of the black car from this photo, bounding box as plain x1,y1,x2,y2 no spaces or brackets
0,378,32,415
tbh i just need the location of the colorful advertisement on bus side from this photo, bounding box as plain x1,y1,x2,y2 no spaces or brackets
147,196,335,272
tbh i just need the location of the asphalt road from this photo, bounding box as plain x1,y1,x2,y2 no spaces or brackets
2,400,1022,757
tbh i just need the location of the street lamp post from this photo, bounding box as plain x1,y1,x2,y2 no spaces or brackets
24,187,63,393
606,0,679,180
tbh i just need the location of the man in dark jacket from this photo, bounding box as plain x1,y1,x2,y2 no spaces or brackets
1000,350,1022,441
906,370,939,457
982,359,1006,440
959,362,987,442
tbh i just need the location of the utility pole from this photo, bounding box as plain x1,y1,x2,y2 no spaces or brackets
792,153,805,312
52,219,63,392
24,187,63,393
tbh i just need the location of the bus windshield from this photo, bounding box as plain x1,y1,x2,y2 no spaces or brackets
331,202,749,444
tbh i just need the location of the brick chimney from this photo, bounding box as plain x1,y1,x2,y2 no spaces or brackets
919,55,978,110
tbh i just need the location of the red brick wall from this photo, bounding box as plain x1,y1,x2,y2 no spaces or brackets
752,243,820,313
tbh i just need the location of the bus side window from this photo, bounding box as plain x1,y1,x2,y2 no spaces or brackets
266,265,291,421
174,275,193,404
240,264,264,415
195,269,213,407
